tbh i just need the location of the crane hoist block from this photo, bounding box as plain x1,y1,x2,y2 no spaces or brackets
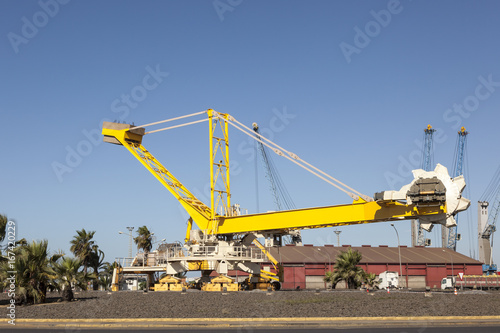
103,121,145,145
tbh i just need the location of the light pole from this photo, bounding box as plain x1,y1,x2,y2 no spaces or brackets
118,226,134,258
317,248,331,271
390,223,403,288
443,249,454,281
334,230,341,247
153,238,166,246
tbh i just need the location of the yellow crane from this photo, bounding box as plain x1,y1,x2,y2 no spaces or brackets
102,109,470,290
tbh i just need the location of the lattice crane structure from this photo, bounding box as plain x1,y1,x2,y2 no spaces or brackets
443,127,469,251
478,164,500,274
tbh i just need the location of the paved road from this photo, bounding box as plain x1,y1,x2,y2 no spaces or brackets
3,327,500,333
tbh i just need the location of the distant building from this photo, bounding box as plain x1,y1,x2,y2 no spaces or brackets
229,245,483,290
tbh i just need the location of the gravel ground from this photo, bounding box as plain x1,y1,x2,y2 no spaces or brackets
2,290,500,319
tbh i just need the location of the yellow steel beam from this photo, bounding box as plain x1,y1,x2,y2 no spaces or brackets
252,238,282,281
215,200,446,235
252,239,279,267
102,125,212,231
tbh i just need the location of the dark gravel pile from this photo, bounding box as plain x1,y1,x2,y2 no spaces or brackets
2,290,500,319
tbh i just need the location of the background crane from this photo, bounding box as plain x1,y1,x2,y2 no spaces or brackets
412,125,435,247
443,127,469,251
253,123,296,211
253,123,301,245
478,164,500,275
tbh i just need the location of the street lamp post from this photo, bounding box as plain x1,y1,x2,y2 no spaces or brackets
317,248,331,271
118,227,134,258
443,249,454,283
390,223,404,289
334,230,341,247
153,238,166,246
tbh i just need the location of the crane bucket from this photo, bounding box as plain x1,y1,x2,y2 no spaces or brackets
374,163,470,231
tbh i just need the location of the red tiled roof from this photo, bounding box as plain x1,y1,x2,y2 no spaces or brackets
268,245,481,265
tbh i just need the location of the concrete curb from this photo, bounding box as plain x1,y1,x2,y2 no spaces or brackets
2,316,500,329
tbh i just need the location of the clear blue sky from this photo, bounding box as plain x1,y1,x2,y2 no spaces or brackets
1,0,499,265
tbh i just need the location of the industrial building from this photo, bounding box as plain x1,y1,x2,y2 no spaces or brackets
229,245,483,290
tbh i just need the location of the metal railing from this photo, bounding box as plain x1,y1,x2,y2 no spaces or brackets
116,245,267,268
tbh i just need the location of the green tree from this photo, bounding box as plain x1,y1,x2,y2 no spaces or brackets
88,247,105,290
69,229,96,276
363,272,379,289
0,214,7,243
102,261,120,276
0,240,62,304
98,274,112,291
0,214,8,263
134,226,153,257
323,271,336,289
99,261,121,291
53,257,91,301
324,248,365,289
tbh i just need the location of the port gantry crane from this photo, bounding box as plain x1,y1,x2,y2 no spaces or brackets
478,164,500,275
102,110,470,290
443,127,469,251
252,122,302,246
412,125,436,247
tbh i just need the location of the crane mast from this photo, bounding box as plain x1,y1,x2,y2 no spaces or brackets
412,125,435,247
478,164,500,274
443,127,468,250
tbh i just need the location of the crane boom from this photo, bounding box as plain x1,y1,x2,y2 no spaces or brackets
102,111,469,238
102,122,213,230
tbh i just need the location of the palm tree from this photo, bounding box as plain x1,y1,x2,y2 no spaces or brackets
0,240,62,304
69,229,96,275
0,214,8,263
53,257,91,301
102,261,121,276
324,248,365,289
0,214,7,244
363,272,379,289
323,271,336,289
98,274,112,291
88,246,105,290
134,226,153,259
